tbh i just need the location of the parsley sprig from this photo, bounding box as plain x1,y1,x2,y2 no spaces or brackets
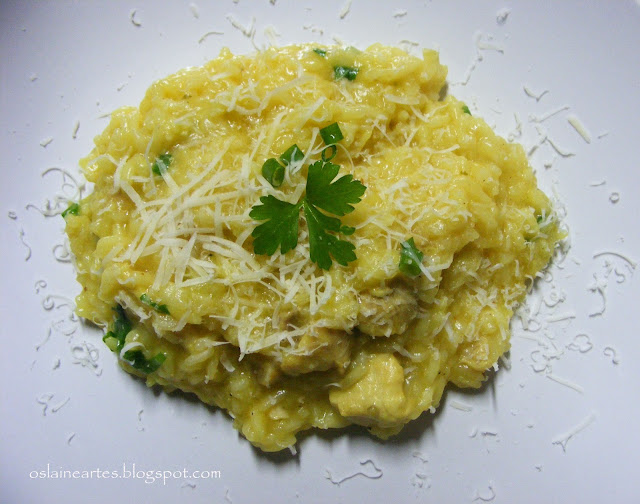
250,125,366,270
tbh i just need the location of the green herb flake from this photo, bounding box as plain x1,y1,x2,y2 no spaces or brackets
399,237,425,277
122,349,166,374
102,304,166,373
334,65,359,81
462,105,471,115
313,48,327,57
61,203,80,218
102,304,131,353
261,158,285,188
152,153,173,176
279,144,304,166
321,144,337,162
319,122,344,145
140,293,170,315
102,333,119,352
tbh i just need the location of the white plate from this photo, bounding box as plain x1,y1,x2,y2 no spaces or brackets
2,1,640,502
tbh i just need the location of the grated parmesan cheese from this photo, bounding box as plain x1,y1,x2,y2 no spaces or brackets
567,114,592,143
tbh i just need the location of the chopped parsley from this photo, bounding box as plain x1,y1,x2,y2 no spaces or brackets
313,47,358,80
61,203,80,218
321,144,337,161
261,158,285,188
399,237,424,277
122,350,166,374
140,293,170,315
319,124,343,161
251,160,365,270
152,153,173,176
319,122,344,145
102,304,131,352
102,304,166,374
334,65,359,81
462,105,471,115
261,143,304,188
279,144,304,166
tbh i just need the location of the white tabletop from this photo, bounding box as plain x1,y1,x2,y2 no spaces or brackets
1,1,639,502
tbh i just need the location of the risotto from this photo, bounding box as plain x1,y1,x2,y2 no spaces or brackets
64,44,562,451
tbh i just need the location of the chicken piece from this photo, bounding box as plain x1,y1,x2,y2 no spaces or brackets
249,355,282,388
329,353,410,427
280,328,352,376
357,285,418,337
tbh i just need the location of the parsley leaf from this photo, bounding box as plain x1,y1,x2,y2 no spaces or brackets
399,237,424,277
250,196,302,256
306,161,366,215
303,200,357,269
462,105,471,115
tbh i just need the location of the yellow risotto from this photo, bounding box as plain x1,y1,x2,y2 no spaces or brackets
64,44,562,451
